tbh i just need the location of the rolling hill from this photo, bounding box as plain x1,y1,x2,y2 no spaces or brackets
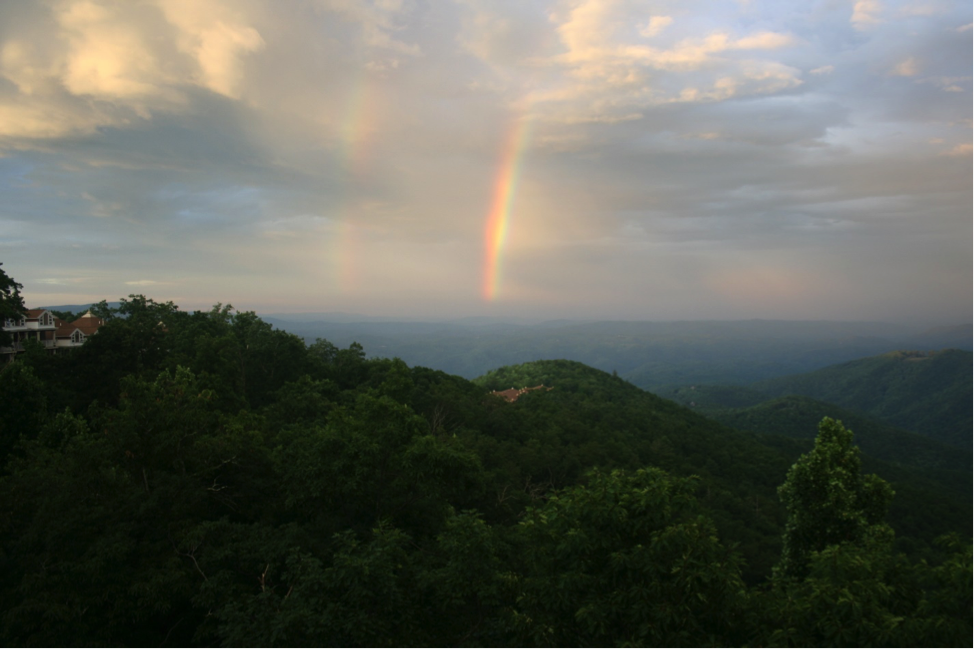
751,349,972,448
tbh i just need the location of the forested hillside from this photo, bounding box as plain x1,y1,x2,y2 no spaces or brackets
752,350,973,448
0,297,969,646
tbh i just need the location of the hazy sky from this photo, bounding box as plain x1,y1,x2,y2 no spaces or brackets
1,0,970,323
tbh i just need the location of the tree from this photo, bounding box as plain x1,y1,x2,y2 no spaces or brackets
776,417,894,581
511,468,746,646
0,263,27,347
0,362,48,460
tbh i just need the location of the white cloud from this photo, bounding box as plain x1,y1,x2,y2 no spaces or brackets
157,0,266,98
852,0,882,30
639,15,672,38
56,1,174,100
890,56,920,76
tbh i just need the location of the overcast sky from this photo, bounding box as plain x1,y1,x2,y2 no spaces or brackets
0,0,970,323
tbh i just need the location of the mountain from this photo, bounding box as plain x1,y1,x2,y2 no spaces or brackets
265,317,973,389
704,394,970,475
472,360,969,568
751,349,972,448
39,302,121,313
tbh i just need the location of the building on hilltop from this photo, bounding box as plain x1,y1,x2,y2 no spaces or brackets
490,384,553,403
2,309,104,360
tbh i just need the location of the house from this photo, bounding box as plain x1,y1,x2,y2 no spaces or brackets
55,311,105,349
2,308,58,355
1,308,104,359
490,384,553,403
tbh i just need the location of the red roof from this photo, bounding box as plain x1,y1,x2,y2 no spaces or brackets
55,312,105,338
70,312,105,335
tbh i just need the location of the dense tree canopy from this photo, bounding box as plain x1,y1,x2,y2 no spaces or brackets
0,287,968,646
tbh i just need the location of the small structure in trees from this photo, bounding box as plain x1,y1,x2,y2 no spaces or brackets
489,384,552,403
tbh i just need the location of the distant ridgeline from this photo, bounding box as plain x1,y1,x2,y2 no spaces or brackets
662,347,973,450
0,299,969,646
262,315,973,389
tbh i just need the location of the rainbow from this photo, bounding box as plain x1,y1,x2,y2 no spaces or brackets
331,73,379,293
341,72,379,179
483,116,532,300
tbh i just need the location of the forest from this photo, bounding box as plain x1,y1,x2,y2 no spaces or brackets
0,292,970,646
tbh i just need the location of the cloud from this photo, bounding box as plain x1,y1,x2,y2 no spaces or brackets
941,142,972,156
124,279,167,286
891,56,919,76
37,277,90,285
157,0,266,98
851,0,882,30
314,0,420,56
639,15,672,38
517,2,802,124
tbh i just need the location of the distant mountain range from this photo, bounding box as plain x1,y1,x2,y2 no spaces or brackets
261,316,972,389
661,348,972,450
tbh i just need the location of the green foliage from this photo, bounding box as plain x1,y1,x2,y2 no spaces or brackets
0,299,969,646
511,468,745,647
757,526,921,646
776,418,894,581
0,362,48,460
275,390,484,537
906,534,973,645
708,395,970,473
0,262,26,347
206,524,426,647
753,350,973,448
756,527,972,647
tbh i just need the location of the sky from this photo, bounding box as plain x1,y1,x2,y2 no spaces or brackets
0,0,970,324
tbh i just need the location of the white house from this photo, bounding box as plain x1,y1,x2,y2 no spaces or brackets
1,309,104,359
